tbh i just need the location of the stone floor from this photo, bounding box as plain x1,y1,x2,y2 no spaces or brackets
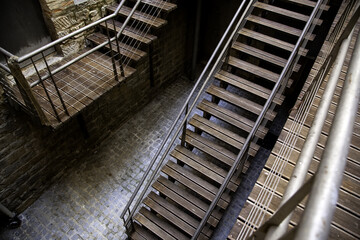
0,76,195,240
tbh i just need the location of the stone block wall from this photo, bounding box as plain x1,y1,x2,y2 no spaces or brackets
38,0,116,56
0,1,191,213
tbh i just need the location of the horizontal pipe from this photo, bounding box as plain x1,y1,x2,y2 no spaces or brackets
17,0,128,62
295,25,360,240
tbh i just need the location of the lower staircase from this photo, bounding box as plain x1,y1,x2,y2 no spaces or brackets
125,0,337,239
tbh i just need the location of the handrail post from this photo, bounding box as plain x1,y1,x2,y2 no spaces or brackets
7,57,49,125
104,20,119,82
180,104,188,147
112,18,125,77
295,26,360,240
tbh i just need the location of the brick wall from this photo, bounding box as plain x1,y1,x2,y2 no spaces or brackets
38,0,117,56
0,1,190,213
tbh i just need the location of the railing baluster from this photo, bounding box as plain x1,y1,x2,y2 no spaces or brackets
104,20,119,82
112,18,125,77
41,52,69,117
31,57,61,122
180,104,188,147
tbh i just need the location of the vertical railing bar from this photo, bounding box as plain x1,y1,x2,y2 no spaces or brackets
104,20,119,81
41,52,69,117
112,18,125,77
180,104,188,147
31,57,61,122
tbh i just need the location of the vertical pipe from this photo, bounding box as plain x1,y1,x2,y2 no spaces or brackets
265,28,354,240
295,30,360,240
191,0,202,80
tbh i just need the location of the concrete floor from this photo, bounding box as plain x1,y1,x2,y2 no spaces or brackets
0,77,194,240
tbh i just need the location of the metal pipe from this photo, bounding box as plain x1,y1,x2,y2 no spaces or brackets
192,0,324,238
191,0,202,80
264,28,354,240
0,62,11,73
295,28,360,240
17,0,128,62
0,47,14,58
29,0,141,88
0,203,15,218
120,0,250,223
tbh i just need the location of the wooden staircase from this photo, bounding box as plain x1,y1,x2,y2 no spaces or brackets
87,0,176,69
127,0,333,239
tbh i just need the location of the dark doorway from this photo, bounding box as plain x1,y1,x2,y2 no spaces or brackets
0,0,52,60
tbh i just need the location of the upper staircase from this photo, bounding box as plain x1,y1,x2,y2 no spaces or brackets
0,0,177,128
121,0,338,239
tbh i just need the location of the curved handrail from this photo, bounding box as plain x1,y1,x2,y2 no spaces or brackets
17,0,128,62
120,0,254,229
191,0,327,238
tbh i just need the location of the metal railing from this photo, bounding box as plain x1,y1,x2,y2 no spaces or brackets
0,0,169,125
120,0,327,237
247,2,360,239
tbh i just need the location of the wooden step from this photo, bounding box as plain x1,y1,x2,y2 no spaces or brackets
189,114,260,152
239,28,309,56
135,208,188,240
161,161,231,209
107,5,167,28
129,0,177,12
131,222,158,240
253,2,323,25
87,32,146,61
152,176,221,227
215,70,285,105
246,15,315,41
171,146,240,191
287,0,330,10
197,99,268,139
184,130,237,166
206,85,276,121
143,192,211,238
100,20,157,44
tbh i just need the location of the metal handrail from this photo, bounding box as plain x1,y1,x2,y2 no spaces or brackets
0,63,10,73
29,0,141,88
16,0,127,63
191,0,326,238
295,26,360,240
0,47,14,58
120,0,253,228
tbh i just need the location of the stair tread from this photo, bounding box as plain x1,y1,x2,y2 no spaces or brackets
136,208,188,240
100,20,157,44
215,70,285,105
153,176,221,227
197,99,268,139
171,146,240,192
239,28,308,55
253,2,323,24
287,0,330,10
161,161,230,209
206,85,276,120
232,41,301,72
107,5,167,28
246,15,315,41
143,192,203,237
130,0,177,12
189,114,260,152
87,32,146,61
185,130,236,166
132,223,158,240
